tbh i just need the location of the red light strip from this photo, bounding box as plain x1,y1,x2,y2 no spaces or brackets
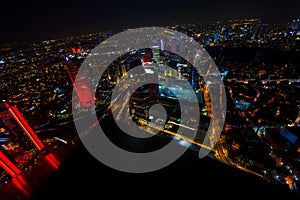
11,106,45,150
0,151,21,177
45,154,60,170
4,103,44,151
11,176,31,198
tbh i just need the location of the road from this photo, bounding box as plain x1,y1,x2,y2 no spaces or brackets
214,141,264,178
31,110,297,200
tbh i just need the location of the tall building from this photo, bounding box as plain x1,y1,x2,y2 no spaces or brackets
130,49,159,122
203,84,212,117
142,48,153,63
65,61,95,108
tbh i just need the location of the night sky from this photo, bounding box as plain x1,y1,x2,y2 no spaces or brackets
0,0,299,42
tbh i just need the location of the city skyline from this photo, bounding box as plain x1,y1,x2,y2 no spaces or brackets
0,2,299,199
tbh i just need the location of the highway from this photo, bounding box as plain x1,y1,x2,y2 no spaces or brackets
214,141,264,178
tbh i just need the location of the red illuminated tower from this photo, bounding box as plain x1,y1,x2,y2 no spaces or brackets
65,61,95,108
142,48,153,63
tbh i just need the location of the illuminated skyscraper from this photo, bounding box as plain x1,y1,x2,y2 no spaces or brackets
65,61,95,108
